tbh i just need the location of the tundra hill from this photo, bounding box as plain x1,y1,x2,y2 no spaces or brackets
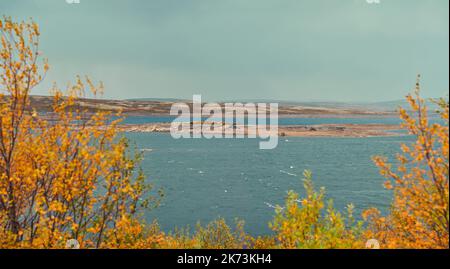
3,95,398,116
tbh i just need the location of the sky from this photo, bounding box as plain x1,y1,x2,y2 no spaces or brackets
1,0,448,102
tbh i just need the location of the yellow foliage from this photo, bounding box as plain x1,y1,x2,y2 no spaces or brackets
270,171,365,249
0,17,159,249
363,75,449,249
159,219,251,249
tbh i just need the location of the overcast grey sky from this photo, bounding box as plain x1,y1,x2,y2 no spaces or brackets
1,0,448,101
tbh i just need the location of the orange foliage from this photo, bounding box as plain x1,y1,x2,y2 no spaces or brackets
0,17,159,248
363,75,449,249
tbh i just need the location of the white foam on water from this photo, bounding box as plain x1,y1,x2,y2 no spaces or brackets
264,202,276,209
264,202,284,210
280,170,297,177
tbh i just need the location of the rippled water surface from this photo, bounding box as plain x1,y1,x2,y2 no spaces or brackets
125,131,414,235
120,115,404,125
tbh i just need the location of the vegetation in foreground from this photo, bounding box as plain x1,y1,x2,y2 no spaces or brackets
0,17,448,249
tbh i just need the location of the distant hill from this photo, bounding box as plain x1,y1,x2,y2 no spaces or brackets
221,99,445,112
125,97,191,103
18,95,395,116
8,95,443,117
356,99,443,112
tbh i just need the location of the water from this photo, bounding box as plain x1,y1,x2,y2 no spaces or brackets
124,132,415,236
120,115,405,125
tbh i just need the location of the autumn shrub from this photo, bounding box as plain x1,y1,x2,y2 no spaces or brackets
363,76,449,249
270,170,365,249
101,219,166,249
158,218,252,249
0,17,160,248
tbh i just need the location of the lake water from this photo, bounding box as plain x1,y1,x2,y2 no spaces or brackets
124,131,415,236
120,115,405,125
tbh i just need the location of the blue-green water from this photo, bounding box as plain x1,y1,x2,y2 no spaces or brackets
120,115,404,125
125,132,415,236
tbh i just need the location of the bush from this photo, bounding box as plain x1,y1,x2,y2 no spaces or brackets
0,16,159,248
270,171,365,249
363,76,449,249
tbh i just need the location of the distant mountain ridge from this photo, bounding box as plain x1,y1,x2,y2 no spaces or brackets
217,99,444,112
13,95,444,116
